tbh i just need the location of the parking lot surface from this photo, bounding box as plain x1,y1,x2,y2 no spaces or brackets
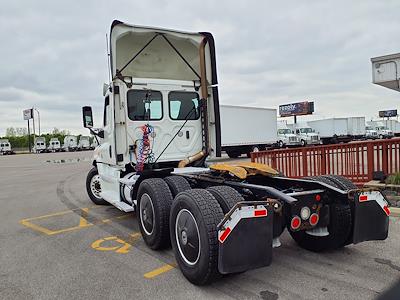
1,152,399,300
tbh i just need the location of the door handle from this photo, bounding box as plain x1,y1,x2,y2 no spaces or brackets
186,131,190,139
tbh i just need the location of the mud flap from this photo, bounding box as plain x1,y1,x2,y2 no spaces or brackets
353,191,390,244
217,202,273,274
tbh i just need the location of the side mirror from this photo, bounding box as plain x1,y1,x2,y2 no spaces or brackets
82,106,93,128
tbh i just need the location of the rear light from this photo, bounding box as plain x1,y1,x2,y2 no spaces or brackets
315,194,321,202
254,209,267,217
309,213,319,226
300,207,311,220
359,195,368,202
291,216,301,230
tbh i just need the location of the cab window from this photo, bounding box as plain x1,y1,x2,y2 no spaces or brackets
127,90,163,121
169,91,200,120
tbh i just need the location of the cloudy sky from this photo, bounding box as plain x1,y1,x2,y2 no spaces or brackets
0,0,399,136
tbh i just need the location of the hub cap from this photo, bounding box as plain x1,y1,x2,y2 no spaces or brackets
90,174,102,199
175,209,200,266
140,193,155,235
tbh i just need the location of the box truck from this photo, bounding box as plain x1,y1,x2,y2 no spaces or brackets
33,137,47,153
220,105,277,158
47,138,61,152
80,20,389,286
308,118,355,144
0,139,13,155
63,135,78,151
78,136,91,151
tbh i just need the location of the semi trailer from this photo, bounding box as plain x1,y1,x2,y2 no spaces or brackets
220,105,277,158
308,117,365,144
82,20,390,285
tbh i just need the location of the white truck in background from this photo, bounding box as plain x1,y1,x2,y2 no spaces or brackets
308,117,365,144
78,136,91,151
47,138,61,152
0,139,13,155
368,121,397,138
365,125,378,139
277,121,301,148
33,137,47,153
287,123,321,146
220,105,277,158
63,135,78,151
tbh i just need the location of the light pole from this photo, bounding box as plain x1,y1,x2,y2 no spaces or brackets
33,107,40,135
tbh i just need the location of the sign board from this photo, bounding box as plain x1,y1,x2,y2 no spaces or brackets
23,109,33,120
379,109,397,118
279,101,314,117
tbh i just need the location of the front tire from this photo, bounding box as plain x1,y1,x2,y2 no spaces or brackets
301,139,306,147
170,189,224,285
86,167,108,205
137,178,173,250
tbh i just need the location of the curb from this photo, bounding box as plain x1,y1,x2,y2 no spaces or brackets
390,207,400,217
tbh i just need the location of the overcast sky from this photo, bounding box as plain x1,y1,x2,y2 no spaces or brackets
0,0,399,136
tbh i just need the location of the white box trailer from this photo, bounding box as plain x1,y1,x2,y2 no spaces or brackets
308,118,352,144
220,105,277,158
371,53,400,92
63,135,78,151
78,136,91,151
346,117,366,138
47,138,61,152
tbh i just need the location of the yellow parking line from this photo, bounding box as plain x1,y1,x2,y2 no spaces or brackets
144,264,176,279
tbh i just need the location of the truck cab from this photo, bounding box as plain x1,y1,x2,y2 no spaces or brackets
78,136,91,151
277,123,300,148
47,138,61,152
289,123,321,146
33,137,47,153
365,125,378,139
374,122,394,139
0,139,12,155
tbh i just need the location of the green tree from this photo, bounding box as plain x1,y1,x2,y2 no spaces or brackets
5,127,16,137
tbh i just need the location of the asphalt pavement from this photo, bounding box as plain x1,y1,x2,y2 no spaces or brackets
0,151,399,300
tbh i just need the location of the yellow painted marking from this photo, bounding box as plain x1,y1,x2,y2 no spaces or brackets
20,206,127,236
144,264,176,279
91,236,134,254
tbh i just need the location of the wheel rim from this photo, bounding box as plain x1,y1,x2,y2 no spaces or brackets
301,140,305,146
253,146,259,152
90,174,102,199
140,193,155,236
175,209,201,266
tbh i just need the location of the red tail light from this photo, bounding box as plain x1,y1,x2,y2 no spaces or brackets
291,216,301,230
315,194,321,202
309,213,319,226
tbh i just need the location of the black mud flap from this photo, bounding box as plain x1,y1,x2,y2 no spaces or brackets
217,203,273,274
353,191,390,244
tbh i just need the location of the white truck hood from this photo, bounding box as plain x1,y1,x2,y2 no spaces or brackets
109,20,216,83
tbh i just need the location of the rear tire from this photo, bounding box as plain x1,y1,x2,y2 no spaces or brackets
86,167,109,205
324,175,357,191
226,151,240,158
137,178,173,250
170,189,224,285
164,176,191,198
206,186,243,214
289,203,352,252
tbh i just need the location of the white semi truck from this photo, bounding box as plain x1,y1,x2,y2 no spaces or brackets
368,121,395,139
81,20,389,285
0,139,13,155
287,123,321,146
47,138,61,152
277,121,301,148
78,136,91,151
33,137,47,153
63,135,78,151
365,125,378,139
308,117,365,144
220,105,277,158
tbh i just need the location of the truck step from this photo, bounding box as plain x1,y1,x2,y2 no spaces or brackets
113,201,134,212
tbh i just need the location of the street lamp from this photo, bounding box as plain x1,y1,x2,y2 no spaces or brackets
33,107,40,136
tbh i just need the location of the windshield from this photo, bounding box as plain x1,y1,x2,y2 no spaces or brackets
278,129,291,134
366,126,373,130
377,126,388,130
299,128,314,133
